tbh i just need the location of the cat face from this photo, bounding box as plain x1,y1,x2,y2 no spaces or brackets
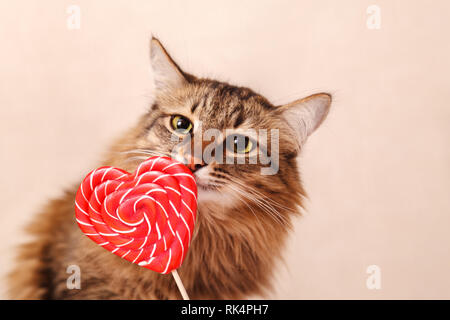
122,38,331,218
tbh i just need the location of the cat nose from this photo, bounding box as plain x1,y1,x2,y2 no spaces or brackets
187,161,206,173
185,156,206,172
188,163,206,172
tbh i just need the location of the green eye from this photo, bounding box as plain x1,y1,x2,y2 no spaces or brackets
170,115,193,134
227,134,255,154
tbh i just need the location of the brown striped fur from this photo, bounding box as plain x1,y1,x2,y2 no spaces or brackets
8,38,331,299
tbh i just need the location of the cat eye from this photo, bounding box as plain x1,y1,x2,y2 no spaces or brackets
226,134,256,154
170,115,193,134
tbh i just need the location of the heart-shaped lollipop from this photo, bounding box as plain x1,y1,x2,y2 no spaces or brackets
74,156,197,275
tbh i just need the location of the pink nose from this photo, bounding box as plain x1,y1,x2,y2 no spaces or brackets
183,154,206,172
186,159,206,172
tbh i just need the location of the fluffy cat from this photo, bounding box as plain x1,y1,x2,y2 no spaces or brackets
8,38,331,299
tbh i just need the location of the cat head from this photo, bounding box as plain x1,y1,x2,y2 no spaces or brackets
111,38,331,224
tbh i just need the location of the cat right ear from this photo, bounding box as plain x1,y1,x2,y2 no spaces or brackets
150,37,187,91
278,93,332,144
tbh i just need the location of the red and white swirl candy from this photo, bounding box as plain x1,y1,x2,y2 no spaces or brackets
75,156,197,274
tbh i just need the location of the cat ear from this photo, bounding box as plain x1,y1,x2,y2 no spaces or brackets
150,37,187,91
278,93,331,144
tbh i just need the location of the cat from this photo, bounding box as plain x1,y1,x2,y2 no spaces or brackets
8,38,331,299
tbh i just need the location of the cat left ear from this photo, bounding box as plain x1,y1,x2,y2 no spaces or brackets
278,93,331,144
150,37,187,91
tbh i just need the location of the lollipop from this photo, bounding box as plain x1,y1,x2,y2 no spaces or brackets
74,156,197,299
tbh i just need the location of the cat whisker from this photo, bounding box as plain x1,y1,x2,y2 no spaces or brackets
119,149,172,163
120,149,171,157
226,183,288,227
225,184,265,227
230,178,298,217
123,156,152,163
230,179,292,226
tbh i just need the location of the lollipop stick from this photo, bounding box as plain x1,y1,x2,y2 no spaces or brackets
171,270,190,300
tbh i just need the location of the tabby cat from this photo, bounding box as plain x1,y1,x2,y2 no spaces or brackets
9,38,331,299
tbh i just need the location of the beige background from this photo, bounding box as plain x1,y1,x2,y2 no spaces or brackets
1,0,449,299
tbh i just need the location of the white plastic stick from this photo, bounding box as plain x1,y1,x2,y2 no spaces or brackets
171,270,190,300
